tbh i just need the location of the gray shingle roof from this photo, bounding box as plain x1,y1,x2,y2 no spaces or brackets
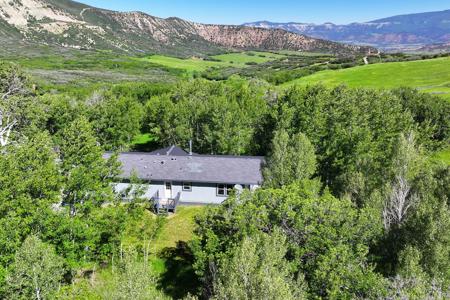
105,151,264,185
148,145,191,156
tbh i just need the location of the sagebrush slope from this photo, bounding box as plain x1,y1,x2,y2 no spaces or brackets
0,0,372,56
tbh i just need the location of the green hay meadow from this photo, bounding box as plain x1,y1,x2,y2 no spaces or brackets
284,57,450,100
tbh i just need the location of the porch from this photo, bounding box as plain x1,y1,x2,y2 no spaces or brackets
153,191,181,214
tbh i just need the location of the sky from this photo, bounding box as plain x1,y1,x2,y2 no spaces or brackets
78,0,449,25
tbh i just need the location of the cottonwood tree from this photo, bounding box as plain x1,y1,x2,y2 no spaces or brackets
279,85,417,200
192,180,384,299
88,92,144,151
212,230,307,300
99,249,167,300
393,87,450,151
59,117,119,217
145,78,269,155
0,132,60,280
383,176,418,230
383,132,421,230
5,235,64,300
0,97,16,147
386,246,449,299
0,64,34,147
263,129,316,188
398,166,450,285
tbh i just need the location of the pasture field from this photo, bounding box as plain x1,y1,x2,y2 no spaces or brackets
140,51,285,73
211,51,285,65
275,50,328,56
138,55,230,73
284,57,450,100
8,52,182,85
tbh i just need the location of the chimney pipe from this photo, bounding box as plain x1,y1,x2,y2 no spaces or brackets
189,140,193,156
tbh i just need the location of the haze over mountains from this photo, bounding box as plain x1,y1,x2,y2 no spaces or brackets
0,0,371,57
244,9,450,51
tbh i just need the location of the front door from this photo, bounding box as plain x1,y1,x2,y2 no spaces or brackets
164,182,173,199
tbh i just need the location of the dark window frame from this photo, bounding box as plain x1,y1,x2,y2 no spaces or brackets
217,184,234,197
165,182,172,190
182,182,192,192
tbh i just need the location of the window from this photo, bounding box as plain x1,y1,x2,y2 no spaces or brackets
182,182,192,191
217,184,234,197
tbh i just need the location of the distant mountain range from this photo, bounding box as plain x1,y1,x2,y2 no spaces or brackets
0,0,372,57
243,10,450,51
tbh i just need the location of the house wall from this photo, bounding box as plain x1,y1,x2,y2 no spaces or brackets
175,181,225,205
113,181,164,200
113,181,260,205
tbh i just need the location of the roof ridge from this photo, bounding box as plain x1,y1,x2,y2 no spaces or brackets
166,145,176,155
105,151,264,160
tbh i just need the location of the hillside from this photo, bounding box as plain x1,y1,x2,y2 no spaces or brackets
0,0,372,57
244,9,450,51
418,42,450,53
284,57,450,100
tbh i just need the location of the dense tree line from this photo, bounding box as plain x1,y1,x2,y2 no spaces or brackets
0,62,448,298
0,64,167,298
147,78,448,298
145,79,448,201
145,77,273,155
192,146,449,298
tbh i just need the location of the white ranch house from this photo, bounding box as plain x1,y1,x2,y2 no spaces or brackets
105,146,264,213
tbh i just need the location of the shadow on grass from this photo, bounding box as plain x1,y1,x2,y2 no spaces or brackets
158,241,201,299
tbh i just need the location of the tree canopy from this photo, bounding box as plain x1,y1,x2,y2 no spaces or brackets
0,62,448,299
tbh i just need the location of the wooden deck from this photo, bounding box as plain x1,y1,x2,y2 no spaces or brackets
153,191,181,214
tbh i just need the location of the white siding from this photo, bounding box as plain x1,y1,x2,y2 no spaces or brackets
113,181,163,200
112,181,260,205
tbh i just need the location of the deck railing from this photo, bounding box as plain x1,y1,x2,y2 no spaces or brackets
153,191,181,214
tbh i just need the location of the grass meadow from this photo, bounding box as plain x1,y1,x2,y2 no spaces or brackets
140,51,286,73
284,57,450,100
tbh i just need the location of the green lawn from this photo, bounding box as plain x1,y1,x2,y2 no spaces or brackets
152,206,205,253
118,205,204,257
132,133,157,145
131,133,159,152
284,57,450,100
151,206,205,298
433,147,450,166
